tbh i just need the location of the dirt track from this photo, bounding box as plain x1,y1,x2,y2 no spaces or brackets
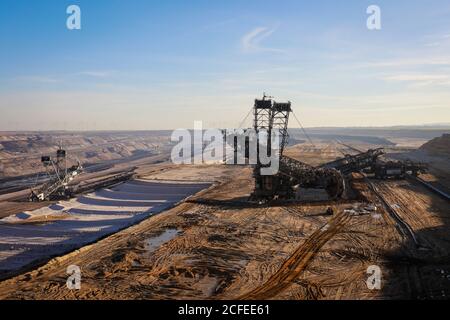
0,143,449,300
239,210,351,300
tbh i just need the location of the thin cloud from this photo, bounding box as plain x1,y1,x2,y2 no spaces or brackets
15,76,60,83
357,57,450,68
202,18,237,31
241,26,283,54
424,33,450,47
384,74,449,81
76,71,114,78
383,73,450,87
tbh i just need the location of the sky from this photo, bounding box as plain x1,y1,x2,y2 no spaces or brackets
0,0,449,130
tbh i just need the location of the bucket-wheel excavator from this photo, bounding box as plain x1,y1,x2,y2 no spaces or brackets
236,95,426,202
249,95,346,201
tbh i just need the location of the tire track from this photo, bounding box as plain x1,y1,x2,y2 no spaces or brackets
238,210,351,300
365,178,421,248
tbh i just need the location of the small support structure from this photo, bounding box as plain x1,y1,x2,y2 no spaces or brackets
29,146,82,202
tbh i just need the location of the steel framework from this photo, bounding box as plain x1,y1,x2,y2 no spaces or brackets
251,95,345,201
234,95,429,202
29,147,82,201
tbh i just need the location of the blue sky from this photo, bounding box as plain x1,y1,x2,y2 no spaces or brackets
1,0,449,130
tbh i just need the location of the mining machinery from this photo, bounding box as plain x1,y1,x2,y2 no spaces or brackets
320,148,385,175
250,95,346,201
321,147,427,179
371,160,427,179
231,95,427,202
29,146,82,201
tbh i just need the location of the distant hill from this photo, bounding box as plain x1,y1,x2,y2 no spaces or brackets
290,127,450,140
420,134,450,158
0,131,171,178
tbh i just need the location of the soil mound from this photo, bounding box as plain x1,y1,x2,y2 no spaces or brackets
420,134,450,157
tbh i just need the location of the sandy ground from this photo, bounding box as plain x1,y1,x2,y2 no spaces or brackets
0,179,211,281
390,149,450,194
0,142,448,300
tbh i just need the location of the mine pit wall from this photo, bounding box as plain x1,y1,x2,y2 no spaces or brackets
0,178,214,282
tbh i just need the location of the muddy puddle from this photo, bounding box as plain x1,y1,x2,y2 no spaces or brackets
145,229,180,253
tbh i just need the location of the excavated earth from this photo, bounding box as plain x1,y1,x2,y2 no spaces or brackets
0,143,449,300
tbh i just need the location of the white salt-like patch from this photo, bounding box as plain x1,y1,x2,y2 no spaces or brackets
0,180,210,273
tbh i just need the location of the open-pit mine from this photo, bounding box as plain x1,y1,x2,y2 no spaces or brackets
0,98,449,300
